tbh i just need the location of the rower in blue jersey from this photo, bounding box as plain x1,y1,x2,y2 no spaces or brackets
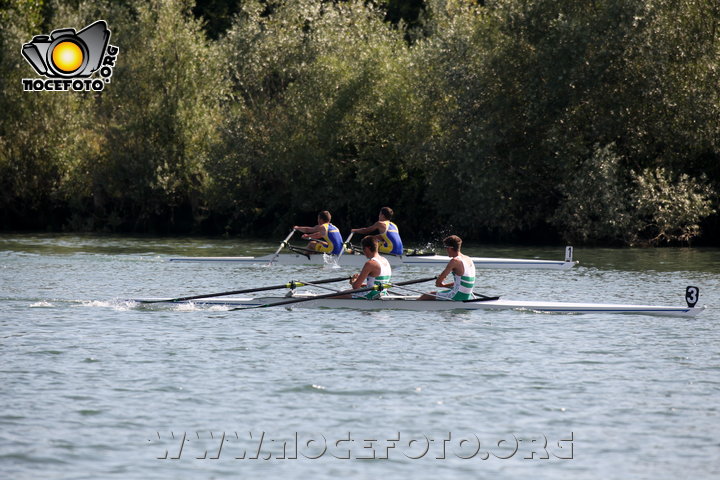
293,210,344,255
351,207,403,255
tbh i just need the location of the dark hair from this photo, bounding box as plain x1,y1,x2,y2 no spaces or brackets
443,235,462,251
361,235,378,252
380,207,393,220
318,210,331,222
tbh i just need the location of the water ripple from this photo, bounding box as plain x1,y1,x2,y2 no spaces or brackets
1,236,719,479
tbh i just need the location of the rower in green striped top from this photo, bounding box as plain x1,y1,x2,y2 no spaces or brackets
419,235,476,301
336,236,392,300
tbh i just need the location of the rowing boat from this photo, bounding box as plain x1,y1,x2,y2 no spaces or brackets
131,295,703,316
168,246,578,270
132,287,704,317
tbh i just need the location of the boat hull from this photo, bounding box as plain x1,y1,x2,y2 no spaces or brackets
132,295,704,317
168,253,577,270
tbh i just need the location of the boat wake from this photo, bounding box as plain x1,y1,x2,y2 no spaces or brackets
164,302,231,312
77,298,234,312
29,301,54,308
79,299,136,311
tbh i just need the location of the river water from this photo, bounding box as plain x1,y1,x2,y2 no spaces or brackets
1,234,719,479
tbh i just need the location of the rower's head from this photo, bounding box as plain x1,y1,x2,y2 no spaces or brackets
379,206,393,221
361,235,379,258
317,210,331,224
443,235,462,257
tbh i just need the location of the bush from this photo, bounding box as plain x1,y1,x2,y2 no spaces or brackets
631,168,716,245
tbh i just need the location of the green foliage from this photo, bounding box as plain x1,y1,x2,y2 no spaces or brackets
551,144,637,245
0,0,96,228
208,0,424,234
552,146,716,246
192,0,241,39
0,0,718,244
91,0,229,231
409,0,719,243
632,168,715,246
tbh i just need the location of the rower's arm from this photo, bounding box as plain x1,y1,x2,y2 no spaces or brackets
293,225,312,233
294,225,323,236
351,221,383,234
351,261,378,289
435,260,457,288
303,231,325,240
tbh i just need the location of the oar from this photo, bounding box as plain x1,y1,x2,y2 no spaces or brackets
328,232,354,269
230,276,437,311
301,281,345,293
389,283,500,302
386,283,450,299
335,232,354,261
137,276,350,304
267,229,296,266
387,284,454,300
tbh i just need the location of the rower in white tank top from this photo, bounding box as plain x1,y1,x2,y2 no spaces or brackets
418,235,476,301
352,256,392,300
335,236,393,300
436,254,475,301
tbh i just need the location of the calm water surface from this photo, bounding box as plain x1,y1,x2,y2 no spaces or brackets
1,234,719,479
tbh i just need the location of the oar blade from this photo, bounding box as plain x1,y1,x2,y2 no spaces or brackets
267,229,297,266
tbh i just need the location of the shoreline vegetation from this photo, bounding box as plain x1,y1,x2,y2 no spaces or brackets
1,0,718,246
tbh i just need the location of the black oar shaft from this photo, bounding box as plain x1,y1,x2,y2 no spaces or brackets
138,276,349,304
391,277,438,287
231,276,437,311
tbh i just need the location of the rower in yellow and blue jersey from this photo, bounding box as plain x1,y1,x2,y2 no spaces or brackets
351,206,404,255
294,210,344,255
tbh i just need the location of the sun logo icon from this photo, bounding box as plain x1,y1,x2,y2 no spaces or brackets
51,40,85,73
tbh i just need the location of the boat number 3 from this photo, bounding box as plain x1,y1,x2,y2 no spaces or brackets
685,286,699,308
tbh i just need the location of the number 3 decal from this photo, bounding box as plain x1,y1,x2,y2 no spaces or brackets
685,286,699,308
